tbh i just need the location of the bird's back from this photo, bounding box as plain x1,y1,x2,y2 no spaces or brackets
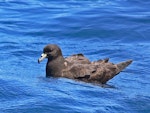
62,58,132,84
65,53,90,64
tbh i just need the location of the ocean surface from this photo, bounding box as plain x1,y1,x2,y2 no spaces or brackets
0,0,150,113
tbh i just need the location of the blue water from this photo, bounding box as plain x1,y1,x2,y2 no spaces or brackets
0,0,150,113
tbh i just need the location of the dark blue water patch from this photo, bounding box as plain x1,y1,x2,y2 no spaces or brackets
0,79,35,100
122,95,150,113
0,0,149,42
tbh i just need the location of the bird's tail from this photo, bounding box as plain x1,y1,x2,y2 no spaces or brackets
116,60,133,74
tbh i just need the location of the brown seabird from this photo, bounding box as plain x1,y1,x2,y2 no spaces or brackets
38,44,132,84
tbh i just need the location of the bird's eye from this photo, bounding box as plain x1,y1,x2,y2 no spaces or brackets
50,49,53,52
43,48,53,54
46,49,52,52
46,49,53,54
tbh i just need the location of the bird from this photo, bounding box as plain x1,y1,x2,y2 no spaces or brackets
38,44,132,84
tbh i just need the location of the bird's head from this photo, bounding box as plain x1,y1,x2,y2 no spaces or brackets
38,44,62,63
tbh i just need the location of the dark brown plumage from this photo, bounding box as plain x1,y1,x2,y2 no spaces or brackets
38,44,132,84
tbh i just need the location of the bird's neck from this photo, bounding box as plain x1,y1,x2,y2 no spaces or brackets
46,56,65,77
